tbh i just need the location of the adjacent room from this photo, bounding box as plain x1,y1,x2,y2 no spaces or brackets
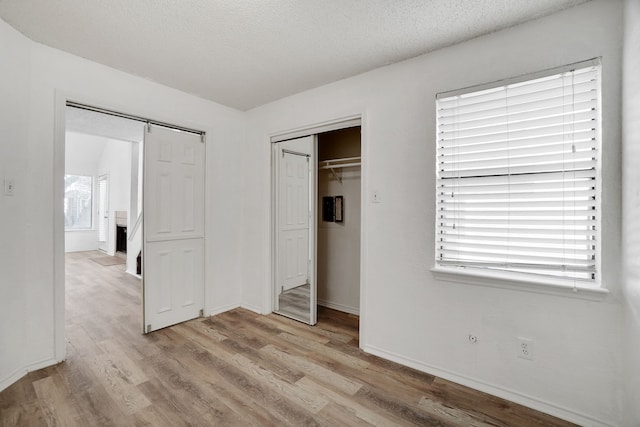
64,107,145,272
0,1,639,426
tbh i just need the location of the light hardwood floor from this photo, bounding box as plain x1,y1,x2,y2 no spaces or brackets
0,251,577,426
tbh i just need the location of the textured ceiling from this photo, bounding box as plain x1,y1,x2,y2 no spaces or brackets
0,0,589,111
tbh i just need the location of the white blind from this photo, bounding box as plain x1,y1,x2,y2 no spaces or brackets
435,61,599,285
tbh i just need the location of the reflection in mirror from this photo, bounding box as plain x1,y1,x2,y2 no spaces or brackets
277,284,310,322
274,136,315,325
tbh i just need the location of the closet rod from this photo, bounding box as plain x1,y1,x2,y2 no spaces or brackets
319,162,360,170
282,149,310,158
320,156,361,164
319,156,361,169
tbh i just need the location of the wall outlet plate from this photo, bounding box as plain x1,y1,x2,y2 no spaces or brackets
4,178,15,196
518,337,534,360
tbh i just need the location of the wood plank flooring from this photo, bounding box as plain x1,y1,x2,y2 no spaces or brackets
0,251,577,426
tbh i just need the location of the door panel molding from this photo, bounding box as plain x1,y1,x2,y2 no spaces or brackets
143,125,205,333
273,136,317,325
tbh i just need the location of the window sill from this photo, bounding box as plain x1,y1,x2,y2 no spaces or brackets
430,267,609,301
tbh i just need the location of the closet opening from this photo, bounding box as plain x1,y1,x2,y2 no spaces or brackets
317,127,361,318
272,123,361,335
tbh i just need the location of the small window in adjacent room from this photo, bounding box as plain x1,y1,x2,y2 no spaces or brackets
434,59,600,288
64,174,93,230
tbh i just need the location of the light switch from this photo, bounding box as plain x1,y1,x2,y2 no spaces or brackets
372,190,381,203
4,178,15,196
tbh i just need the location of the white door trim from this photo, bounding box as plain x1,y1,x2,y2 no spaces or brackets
53,90,210,362
96,173,109,253
267,113,367,347
270,116,361,143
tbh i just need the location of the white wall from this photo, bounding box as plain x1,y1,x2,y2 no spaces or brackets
0,16,246,392
622,0,640,425
243,1,624,425
0,14,31,391
64,131,105,253
317,128,361,314
97,137,132,256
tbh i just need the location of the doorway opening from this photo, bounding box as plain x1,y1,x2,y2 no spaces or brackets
272,123,362,334
62,102,206,346
65,106,145,269
317,127,361,317
64,106,146,344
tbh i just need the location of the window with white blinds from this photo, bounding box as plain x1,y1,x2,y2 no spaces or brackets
435,60,600,287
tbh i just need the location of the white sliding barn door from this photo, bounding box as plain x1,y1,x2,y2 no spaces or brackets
143,125,204,333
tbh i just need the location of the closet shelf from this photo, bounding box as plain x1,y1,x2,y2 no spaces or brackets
319,156,361,183
319,156,361,169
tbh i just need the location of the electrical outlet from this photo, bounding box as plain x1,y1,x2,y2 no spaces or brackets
4,178,15,196
517,337,534,360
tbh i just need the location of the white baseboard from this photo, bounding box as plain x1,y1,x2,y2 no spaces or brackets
208,303,240,317
204,301,264,318
363,345,615,427
27,358,59,372
240,303,264,315
0,357,58,393
317,299,360,315
125,270,141,279
0,367,27,393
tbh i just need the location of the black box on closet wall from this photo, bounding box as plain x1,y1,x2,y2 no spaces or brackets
322,196,335,222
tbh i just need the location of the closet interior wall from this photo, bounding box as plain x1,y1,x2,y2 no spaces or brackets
317,127,361,315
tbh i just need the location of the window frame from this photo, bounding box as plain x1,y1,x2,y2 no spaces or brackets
432,58,605,295
64,174,94,231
